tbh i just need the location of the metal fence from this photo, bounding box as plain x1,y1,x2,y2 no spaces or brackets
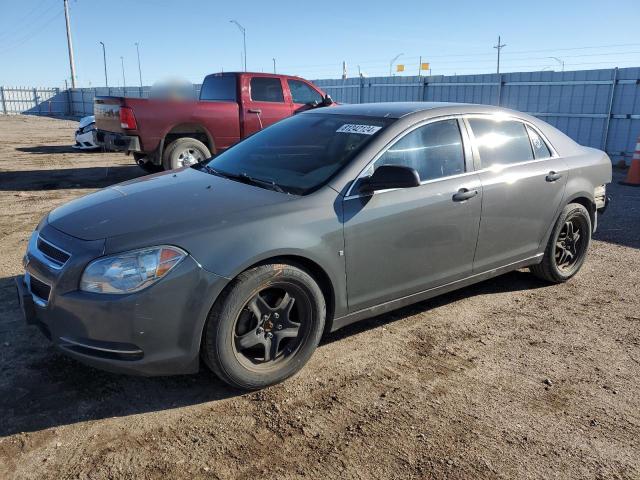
2,66,639,161
314,67,640,162
0,87,70,116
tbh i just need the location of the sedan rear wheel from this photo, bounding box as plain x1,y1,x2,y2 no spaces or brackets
530,202,591,283
201,263,326,390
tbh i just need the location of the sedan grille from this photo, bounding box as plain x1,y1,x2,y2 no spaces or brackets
29,275,51,302
37,236,71,267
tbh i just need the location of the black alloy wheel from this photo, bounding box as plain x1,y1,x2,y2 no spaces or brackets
233,285,309,368
201,263,326,390
554,217,587,272
530,202,592,283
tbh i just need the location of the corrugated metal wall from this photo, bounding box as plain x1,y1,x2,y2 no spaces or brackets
2,67,639,162
315,67,640,162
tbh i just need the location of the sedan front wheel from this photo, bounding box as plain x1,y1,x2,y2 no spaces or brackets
201,263,326,390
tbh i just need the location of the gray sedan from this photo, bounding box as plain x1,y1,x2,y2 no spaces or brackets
16,102,611,389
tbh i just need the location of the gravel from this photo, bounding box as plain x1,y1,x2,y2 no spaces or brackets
1,115,639,479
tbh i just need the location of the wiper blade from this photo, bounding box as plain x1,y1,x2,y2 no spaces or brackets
199,164,225,177
199,165,286,193
236,172,286,194
241,173,285,193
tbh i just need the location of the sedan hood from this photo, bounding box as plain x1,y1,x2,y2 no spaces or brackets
48,167,291,241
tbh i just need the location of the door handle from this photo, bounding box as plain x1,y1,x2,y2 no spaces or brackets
452,188,478,202
546,171,562,182
248,108,262,114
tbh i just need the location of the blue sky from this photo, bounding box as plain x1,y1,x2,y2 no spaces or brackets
1,0,639,88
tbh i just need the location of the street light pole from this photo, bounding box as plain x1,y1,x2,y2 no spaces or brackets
494,35,506,75
135,42,143,87
272,58,276,74
230,20,247,71
120,56,126,88
389,53,403,76
99,41,108,87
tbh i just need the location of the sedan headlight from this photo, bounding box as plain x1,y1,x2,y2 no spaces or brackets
80,246,186,294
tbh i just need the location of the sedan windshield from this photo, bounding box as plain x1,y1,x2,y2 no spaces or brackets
201,113,394,195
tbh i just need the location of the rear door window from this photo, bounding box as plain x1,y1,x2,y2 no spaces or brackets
288,80,323,105
250,77,284,102
526,126,553,159
467,118,534,168
200,75,237,101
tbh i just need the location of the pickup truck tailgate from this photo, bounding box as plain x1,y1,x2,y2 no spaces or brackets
94,96,123,133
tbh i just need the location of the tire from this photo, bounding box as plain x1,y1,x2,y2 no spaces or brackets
530,202,592,283
201,263,326,390
162,137,211,170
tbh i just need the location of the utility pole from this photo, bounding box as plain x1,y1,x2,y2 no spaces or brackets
63,0,77,87
120,56,126,88
389,53,403,76
230,20,247,71
135,42,143,87
272,58,276,74
493,35,506,75
99,41,108,87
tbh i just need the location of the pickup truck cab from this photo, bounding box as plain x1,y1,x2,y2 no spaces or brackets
94,72,331,171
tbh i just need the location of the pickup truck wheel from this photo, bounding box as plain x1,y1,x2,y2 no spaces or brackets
201,264,326,390
163,138,211,170
530,202,591,283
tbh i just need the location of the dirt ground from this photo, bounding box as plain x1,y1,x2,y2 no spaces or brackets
0,115,638,480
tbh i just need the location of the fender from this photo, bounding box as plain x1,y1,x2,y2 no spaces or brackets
159,122,217,158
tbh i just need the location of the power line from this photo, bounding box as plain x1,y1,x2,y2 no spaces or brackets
275,42,640,72
0,0,57,42
0,10,63,54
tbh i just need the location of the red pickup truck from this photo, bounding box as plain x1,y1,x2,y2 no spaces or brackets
94,72,332,171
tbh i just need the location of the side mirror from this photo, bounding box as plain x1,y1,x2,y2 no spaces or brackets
360,165,421,193
322,94,333,106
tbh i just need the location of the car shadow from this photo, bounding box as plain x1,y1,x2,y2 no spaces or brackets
0,274,237,437
322,270,549,344
0,166,145,191
15,145,101,155
0,270,546,437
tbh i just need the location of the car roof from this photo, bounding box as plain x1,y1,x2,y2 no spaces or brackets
304,101,506,119
205,71,310,81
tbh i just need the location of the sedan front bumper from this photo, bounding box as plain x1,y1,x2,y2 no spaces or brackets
18,224,229,376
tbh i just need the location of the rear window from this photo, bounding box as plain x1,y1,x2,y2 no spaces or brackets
468,118,534,168
200,75,237,102
250,77,284,103
527,126,553,159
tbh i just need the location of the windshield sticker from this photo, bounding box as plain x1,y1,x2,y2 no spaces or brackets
336,124,382,135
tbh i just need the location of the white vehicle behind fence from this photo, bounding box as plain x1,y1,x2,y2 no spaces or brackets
73,115,98,150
